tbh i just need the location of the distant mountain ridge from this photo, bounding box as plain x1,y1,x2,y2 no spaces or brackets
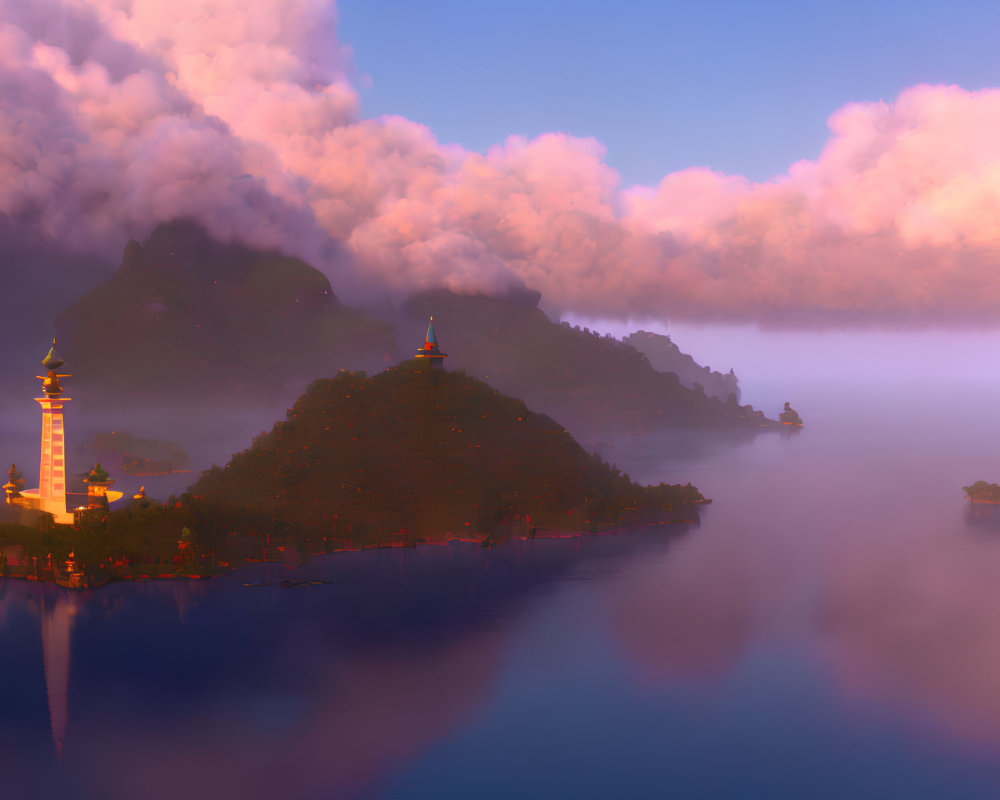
403,289,771,435
624,331,740,402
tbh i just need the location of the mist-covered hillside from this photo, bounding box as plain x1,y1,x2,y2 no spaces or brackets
0,216,112,391
402,289,770,435
10,222,774,438
55,221,394,402
624,330,740,402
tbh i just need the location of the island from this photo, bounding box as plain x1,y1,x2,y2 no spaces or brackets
0,361,707,586
779,402,803,425
84,430,191,475
963,481,1000,504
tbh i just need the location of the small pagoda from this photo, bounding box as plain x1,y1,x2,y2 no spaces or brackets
82,463,115,509
414,317,447,368
73,462,122,529
4,464,24,505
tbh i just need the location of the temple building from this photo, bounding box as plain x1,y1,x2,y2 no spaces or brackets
413,317,447,367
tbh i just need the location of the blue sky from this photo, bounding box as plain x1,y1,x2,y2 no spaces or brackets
339,0,1000,186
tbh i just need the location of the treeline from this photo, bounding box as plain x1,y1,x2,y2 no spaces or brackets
0,500,221,581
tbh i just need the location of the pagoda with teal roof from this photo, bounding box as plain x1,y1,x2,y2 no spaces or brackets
414,317,447,367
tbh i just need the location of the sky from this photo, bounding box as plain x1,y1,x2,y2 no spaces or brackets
6,0,1000,326
339,0,1000,186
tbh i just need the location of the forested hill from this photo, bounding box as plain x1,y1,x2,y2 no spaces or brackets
403,289,771,435
190,360,705,541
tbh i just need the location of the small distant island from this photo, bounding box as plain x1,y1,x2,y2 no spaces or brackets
963,481,1000,504
2,359,707,587
84,430,191,475
779,402,803,426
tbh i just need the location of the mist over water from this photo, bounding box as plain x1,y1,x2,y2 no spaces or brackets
6,328,1000,797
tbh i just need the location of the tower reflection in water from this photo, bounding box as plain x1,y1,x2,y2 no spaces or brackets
41,592,75,758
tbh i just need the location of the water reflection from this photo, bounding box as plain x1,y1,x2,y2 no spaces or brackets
820,529,1000,748
594,383,1000,775
963,502,1000,531
0,530,692,799
8,378,1000,797
41,592,76,758
69,627,505,800
603,533,758,684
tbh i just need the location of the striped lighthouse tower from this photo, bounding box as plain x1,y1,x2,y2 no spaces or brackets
24,341,73,523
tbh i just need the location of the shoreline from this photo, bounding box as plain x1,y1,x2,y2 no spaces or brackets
0,507,707,590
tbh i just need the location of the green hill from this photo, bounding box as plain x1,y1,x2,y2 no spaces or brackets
55,220,394,400
403,289,771,435
189,361,706,542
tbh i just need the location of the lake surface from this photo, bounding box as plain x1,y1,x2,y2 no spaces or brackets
6,370,1000,799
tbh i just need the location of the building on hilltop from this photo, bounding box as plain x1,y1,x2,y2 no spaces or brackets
413,316,447,367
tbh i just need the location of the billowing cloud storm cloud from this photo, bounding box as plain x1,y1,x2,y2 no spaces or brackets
6,0,1000,323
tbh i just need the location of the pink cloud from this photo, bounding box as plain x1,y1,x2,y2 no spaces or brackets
6,0,1000,322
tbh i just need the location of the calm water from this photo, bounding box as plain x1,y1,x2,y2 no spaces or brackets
6,374,1000,799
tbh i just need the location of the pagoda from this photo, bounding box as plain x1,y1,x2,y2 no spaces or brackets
20,341,74,523
3,464,24,505
413,317,447,368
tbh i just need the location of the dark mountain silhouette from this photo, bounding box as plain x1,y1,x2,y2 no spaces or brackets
624,330,740,402
402,289,771,435
54,220,394,402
